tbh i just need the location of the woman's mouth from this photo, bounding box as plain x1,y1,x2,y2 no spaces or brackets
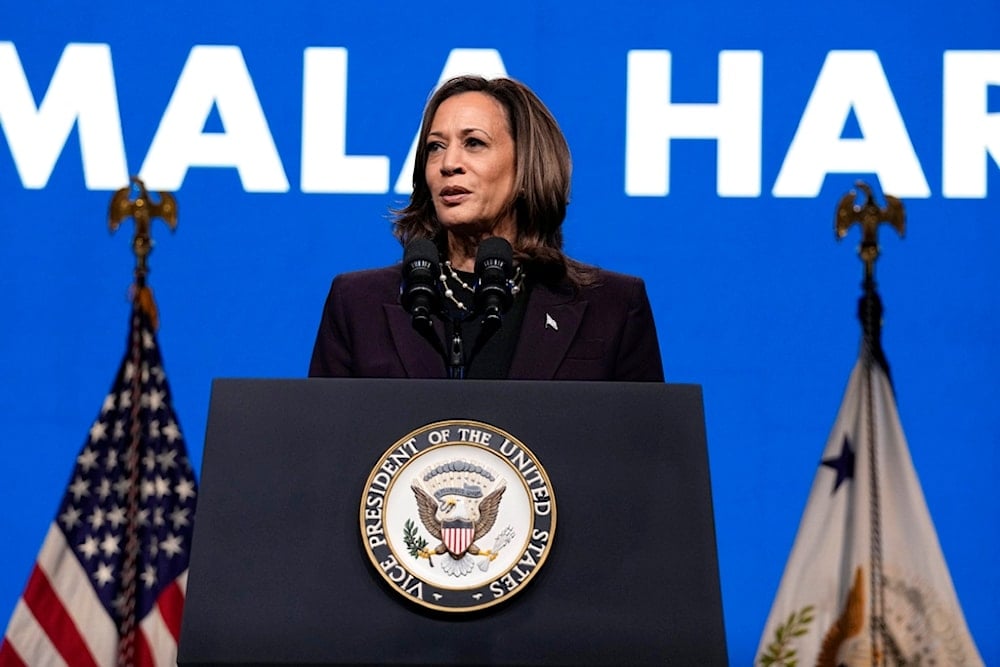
439,186,470,205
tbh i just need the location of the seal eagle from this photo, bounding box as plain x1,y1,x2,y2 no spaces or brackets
411,459,506,576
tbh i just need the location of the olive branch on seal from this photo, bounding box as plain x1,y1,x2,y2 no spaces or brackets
403,519,433,567
758,605,814,666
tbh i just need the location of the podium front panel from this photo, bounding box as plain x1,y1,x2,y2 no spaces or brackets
179,379,727,665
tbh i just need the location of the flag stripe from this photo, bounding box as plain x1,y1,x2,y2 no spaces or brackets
155,575,186,642
4,599,70,667
21,564,99,667
36,526,118,665
136,627,153,667
138,580,185,667
0,637,28,667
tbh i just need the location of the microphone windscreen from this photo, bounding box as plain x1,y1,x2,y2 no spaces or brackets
475,236,513,276
403,238,440,268
400,238,440,319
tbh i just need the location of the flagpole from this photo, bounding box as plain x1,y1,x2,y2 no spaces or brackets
861,278,886,666
835,181,905,666
108,177,178,667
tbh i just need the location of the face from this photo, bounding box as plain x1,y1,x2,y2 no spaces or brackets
424,91,517,239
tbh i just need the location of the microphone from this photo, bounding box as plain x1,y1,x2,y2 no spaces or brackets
474,237,514,328
400,239,441,331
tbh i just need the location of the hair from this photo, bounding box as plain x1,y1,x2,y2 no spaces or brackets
392,75,590,286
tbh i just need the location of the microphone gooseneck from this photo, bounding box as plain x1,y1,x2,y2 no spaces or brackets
400,239,441,332
474,237,515,329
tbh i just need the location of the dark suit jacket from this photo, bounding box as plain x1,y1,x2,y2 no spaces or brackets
308,265,664,381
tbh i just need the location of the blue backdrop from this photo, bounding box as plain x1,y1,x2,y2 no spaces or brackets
1,1,997,662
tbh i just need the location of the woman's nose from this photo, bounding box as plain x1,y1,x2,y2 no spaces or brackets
440,145,465,175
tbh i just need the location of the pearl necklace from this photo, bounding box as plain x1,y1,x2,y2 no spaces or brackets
439,261,524,312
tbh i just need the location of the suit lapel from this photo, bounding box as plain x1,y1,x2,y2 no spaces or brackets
385,304,448,378
508,284,588,380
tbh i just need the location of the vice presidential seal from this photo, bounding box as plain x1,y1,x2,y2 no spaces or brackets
360,420,556,612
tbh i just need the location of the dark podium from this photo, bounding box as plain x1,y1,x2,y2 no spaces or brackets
179,379,727,666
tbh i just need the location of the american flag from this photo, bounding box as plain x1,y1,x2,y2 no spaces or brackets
1,302,197,666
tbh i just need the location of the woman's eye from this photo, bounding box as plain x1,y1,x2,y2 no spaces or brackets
426,142,443,153
465,137,485,148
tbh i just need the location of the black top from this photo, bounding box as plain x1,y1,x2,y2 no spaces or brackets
441,268,529,379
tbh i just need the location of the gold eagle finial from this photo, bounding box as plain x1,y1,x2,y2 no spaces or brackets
835,181,905,282
108,177,178,329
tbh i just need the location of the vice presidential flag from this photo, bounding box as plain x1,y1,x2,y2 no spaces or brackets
756,342,982,666
0,301,197,667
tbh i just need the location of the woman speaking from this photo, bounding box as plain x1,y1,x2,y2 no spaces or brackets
308,75,663,381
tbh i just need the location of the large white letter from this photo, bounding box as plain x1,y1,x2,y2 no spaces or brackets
0,42,127,190
301,47,389,194
140,45,288,192
393,49,509,194
943,51,1000,198
625,50,762,197
773,51,929,198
